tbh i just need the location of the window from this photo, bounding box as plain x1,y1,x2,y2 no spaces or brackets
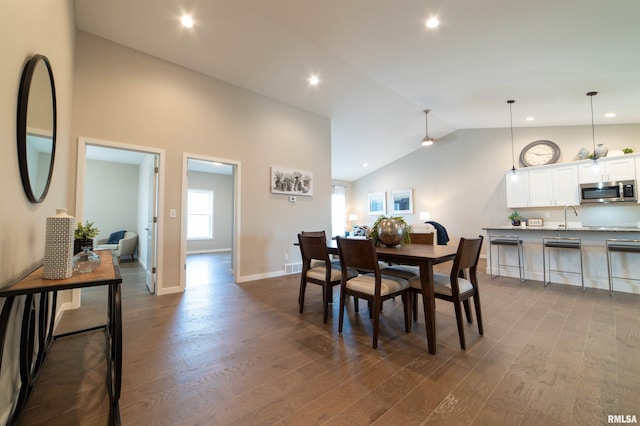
187,189,213,240
331,185,346,237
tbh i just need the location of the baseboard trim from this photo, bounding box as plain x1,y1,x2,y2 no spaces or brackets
186,249,231,255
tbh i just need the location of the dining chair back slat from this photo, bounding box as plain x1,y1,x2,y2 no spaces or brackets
448,236,483,293
336,237,379,274
298,232,329,266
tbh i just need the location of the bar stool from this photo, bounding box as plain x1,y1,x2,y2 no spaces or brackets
489,235,525,283
543,237,584,291
606,239,640,296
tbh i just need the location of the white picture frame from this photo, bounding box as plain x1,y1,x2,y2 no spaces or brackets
270,166,313,196
391,189,413,214
367,192,386,215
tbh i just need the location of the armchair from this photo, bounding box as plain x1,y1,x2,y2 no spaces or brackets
96,231,138,261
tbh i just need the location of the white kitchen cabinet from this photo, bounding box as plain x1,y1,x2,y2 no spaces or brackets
578,156,636,183
505,170,529,208
552,165,581,205
528,168,552,207
529,165,579,206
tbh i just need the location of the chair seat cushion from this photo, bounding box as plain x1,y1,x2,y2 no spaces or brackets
307,265,357,282
409,272,473,295
380,265,419,280
347,273,409,296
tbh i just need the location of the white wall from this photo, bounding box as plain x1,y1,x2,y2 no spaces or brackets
352,124,640,244
0,0,76,422
84,159,139,240
187,171,233,253
71,32,332,289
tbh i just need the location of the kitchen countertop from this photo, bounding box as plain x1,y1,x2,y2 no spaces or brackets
483,225,640,232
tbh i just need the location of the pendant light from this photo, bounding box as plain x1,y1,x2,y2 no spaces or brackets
421,109,434,146
587,91,599,165
507,100,516,175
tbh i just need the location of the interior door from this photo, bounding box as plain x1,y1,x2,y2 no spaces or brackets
145,155,159,293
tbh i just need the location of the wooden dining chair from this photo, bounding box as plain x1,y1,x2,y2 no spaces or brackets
409,232,434,245
336,237,411,349
408,236,484,350
297,232,357,323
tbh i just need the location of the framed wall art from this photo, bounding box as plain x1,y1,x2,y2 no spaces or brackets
391,189,413,214
271,166,313,196
367,192,386,215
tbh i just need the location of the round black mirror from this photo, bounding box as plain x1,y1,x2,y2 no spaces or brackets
17,54,57,203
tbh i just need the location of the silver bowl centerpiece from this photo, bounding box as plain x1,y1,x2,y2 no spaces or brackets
370,215,412,247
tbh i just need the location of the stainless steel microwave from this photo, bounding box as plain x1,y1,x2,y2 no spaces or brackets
580,180,637,203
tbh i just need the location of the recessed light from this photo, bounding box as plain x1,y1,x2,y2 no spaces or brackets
604,113,616,118
363,163,368,168
526,116,535,121
181,15,194,28
308,75,320,86
425,17,439,28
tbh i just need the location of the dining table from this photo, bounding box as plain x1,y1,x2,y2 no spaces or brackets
327,239,457,354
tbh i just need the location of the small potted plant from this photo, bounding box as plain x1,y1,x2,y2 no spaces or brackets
508,211,523,227
74,220,100,254
368,215,412,247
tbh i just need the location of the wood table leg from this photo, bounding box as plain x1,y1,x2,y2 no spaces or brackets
419,261,437,354
107,282,123,426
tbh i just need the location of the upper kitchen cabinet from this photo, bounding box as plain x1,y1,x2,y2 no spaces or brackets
529,165,579,207
578,156,636,183
505,170,530,208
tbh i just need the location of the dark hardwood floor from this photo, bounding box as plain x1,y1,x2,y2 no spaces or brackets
20,252,640,425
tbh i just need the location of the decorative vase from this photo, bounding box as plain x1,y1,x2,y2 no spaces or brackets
72,247,101,273
74,238,94,255
376,218,405,247
595,143,608,158
43,208,75,280
511,220,521,226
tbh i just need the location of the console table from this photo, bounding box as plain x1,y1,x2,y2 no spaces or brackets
0,250,123,425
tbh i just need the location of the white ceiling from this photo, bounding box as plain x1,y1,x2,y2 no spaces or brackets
74,0,640,181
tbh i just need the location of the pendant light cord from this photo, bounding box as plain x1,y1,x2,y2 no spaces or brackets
508,100,515,172
588,92,597,160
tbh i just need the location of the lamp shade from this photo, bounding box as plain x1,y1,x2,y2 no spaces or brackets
419,211,431,221
348,214,358,221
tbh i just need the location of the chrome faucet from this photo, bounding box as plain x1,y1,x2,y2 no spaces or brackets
564,205,578,228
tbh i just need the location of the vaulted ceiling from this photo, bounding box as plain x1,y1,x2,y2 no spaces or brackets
75,0,640,181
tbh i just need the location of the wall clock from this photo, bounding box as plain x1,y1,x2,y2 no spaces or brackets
519,140,561,167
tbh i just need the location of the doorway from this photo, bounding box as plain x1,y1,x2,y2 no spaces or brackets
76,137,164,298
180,154,240,290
